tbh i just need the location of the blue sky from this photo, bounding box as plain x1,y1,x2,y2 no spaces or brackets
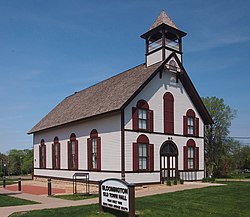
0,0,250,153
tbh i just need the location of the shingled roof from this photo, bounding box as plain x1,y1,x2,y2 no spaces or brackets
29,62,162,134
150,10,178,30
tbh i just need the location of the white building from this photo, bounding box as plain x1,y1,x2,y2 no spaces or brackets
29,11,213,184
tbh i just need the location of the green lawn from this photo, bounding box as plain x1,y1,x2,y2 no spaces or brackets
0,194,37,207
53,194,98,201
11,181,250,217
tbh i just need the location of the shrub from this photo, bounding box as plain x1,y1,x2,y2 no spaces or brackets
173,179,177,185
202,177,215,183
180,179,184,184
166,180,171,186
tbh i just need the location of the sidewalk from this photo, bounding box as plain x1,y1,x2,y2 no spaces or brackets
0,182,223,217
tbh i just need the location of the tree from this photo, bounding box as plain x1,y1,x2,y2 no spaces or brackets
7,149,33,175
202,96,237,177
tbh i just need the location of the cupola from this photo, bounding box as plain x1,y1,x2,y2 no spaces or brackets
141,10,187,67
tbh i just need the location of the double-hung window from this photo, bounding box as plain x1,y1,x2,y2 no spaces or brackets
87,129,101,171
138,109,147,130
138,143,147,170
39,139,46,169
132,100,153,132
68,133,78,170
188,146,194,169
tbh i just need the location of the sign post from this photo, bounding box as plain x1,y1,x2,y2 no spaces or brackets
99,178,135,217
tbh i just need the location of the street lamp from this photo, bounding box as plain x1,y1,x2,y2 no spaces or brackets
3,163,6,177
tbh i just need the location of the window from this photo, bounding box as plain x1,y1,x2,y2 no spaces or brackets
138,109,147,130
163,92,174,134
184,139,199,170
133,135,154,172
68,133,78,170
52,137,60,169
87,129,101,171
188,117,194,135
39,139,46,169
132,100,153,132
183,109,199,137
139,144,147,170
188,147,194,169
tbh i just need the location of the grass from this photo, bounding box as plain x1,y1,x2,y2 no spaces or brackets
0,194,37,207
53,194,98,201
11,181,250,217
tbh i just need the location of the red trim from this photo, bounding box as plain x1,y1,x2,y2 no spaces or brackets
148,144,154,171
58,142,61,169
87,138,91,170
75,140,78,170
39,145,41,168
67,141,71,169
137,134,149,144
132,107,138,131
136,100,149,109
196,118,199,137
148,109,154,132
184,139,198,171
52,143,55,169
186,109,195,117
133,143,139,172
183,116,187,135
88,130,101,171
164,92,174,134
195,147,199,170
90,129,98,138
39,139,46,169
132,100,154,132
68,134,78,170
97,137,101,171
183,146,188,170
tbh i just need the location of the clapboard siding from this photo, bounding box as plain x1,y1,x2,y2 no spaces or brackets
124,69,204,136
33,114,121,174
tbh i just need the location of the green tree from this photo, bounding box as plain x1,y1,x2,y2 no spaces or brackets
0,152,8,177
202,96,237,177
7,149,33,175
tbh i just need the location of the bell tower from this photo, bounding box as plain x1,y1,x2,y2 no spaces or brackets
141,10,187,67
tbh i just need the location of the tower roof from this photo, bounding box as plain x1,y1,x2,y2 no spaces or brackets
150,10,178,30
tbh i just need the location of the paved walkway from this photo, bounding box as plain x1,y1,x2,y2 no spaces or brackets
0,182,223,217
6,185,66,195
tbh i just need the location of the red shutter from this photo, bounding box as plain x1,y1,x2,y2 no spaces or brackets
52,144,55,169
164,95,174,134
148,110,154,132
97,137,101,171
75,140,78,170
44,145,46,169
195,118,199,137
148,144,154,172
195,147,199,170
68,141,71,169
132,107,138,130
39,145,41,168
183,116,188,135
133,143,139,172
183,146,188,170
58,143,61,169
87,138,91,170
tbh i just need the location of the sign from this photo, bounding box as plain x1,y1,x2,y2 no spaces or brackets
99,178,135,217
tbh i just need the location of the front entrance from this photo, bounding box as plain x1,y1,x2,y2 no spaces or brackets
160,141,178,183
